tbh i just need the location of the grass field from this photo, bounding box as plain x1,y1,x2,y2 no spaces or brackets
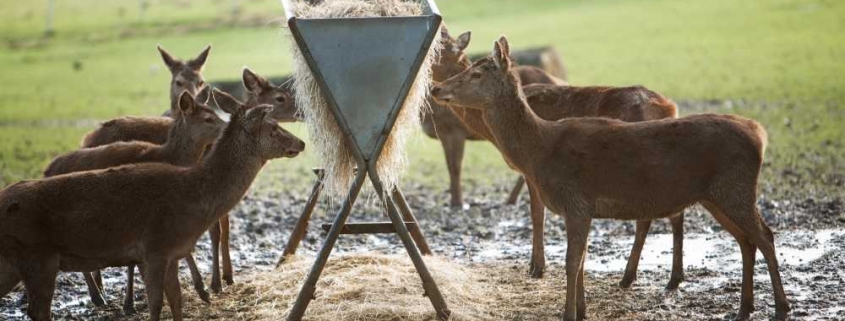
0,0,843,199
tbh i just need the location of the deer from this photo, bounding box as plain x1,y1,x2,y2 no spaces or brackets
421,27,566,210
0,105,305,321
433,30,682,288
80,44,211,148
175,68,297,295
431,36,790,321
41,88,226,314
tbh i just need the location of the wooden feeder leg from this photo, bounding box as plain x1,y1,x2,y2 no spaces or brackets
287,170,367,321
391,187,433,255
278,170,326,266
371,168,451,320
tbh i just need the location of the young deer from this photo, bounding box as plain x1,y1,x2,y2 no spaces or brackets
421,27,566,209
43,88,225,314
80,45,211,148
188,69,297,294
431,36,789,321
0,106,305,321
434,32,682,286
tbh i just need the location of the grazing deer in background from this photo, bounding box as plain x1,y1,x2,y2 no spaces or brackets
421,27,566,209
433,31,682,287
43,88,226,314
0,105,305,321
431,36,790,321
81,45,211,148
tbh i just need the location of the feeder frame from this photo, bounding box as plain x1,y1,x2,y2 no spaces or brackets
278,0,448,319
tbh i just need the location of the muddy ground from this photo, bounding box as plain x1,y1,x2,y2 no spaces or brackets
1,179,843,320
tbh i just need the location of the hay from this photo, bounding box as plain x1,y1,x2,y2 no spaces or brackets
220,254,564,321
288,0,441,197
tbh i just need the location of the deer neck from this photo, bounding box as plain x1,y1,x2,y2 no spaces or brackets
194,128,265,223
483,82,548,176
159,122,206,167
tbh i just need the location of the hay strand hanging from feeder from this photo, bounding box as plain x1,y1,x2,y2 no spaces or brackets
287,0,441,197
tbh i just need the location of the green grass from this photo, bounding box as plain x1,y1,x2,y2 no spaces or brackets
0,0,843,198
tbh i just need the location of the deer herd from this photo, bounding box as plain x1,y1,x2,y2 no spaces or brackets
0,25,790,321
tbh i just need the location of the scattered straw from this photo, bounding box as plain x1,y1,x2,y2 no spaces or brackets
287,0,442,197
217,254,562,321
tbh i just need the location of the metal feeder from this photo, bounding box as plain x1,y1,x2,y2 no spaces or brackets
278,0,449,319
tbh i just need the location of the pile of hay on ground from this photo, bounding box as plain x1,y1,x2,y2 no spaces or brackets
205,254,565,321
287,0,441,198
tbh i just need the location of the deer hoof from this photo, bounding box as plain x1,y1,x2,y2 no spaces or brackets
528,261,544,279
91,294,107,307
618,275,635,289
665,276,683,291
197,288,211,303
123,303,136,316
224,275,234,286
211,280,222,294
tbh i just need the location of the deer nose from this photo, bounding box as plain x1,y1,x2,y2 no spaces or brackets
430,86,442,96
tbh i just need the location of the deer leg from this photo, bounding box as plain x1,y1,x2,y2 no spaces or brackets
735,237,756,320
123,265,137,315
164,260,183,321
440,133,466,209
209,221,222,293
505,175,525,205
563,216,591,321
527,181,546,278
221,215,233,285
704,199,789,320
17,252,60,321
666,213,685,290
576,257,587,320
619,220,651,288
0,259,20,298
183,255,210,303
142,259,167,321
82,272,106,306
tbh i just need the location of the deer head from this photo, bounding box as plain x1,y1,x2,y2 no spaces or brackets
431,36,520,109
242,68,299,122
431,26,472,82
173,87,227,146
228,104,305,159
158,44,211,114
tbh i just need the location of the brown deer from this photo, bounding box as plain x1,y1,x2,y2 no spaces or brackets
43,88,225,314
80,45,211,148
431,36,790,321
422,27,566,209
433,31,682,287
187,70,297,294
0,105,305,321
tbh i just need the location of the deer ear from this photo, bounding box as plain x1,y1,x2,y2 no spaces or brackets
212,88,242,114
157,45,181,73
178,91,195,115
456,32,471,51
245,105,271,124
195,86,211,105
440,25,451,39
493,37,512,71
242,67,269,94
187,45,211,71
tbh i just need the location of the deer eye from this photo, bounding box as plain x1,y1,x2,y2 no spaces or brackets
175,80,184,87
274,96,286,103
204,118,214,124
197,80,205,87
470,71,482,79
